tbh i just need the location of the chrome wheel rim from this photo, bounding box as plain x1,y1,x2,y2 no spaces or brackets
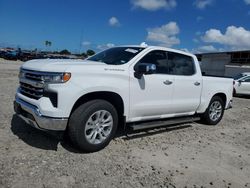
209,101,222,122
84,110,113,145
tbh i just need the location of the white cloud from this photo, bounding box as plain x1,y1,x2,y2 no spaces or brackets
82,41,91,46
146,21,180,47
194,0,213,9
97,43,115,50
193,45,227,54
202,26,250,50
109,17,120,27
244,0,250,4
131,0,176,11
198,45,217,52
180,48,190,53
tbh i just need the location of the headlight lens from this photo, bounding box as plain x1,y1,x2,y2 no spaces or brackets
42,72,71,83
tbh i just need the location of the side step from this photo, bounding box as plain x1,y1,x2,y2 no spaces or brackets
128,116,200,131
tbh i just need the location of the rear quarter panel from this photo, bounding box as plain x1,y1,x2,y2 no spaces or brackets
197,76,233,113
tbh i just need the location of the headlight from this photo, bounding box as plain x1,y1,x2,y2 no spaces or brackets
19,69,71,83
42,72,71,83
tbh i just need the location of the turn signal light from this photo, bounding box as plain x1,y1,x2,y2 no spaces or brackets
63,73,71,82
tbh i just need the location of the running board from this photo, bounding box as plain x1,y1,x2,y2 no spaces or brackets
128,116,200,131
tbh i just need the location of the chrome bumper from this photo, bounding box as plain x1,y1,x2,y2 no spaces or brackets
14,97,68,131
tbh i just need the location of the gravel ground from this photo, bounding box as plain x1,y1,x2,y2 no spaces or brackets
0,58,250,188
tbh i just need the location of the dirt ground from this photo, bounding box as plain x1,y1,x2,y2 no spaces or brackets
0,58,250,188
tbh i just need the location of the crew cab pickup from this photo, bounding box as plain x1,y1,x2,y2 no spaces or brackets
14,45,233,152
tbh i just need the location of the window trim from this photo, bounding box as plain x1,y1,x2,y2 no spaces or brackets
134,49,197,76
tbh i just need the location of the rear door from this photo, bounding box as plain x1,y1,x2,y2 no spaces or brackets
167,52,202,114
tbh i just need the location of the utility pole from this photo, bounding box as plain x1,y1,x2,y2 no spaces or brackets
79,29,83,54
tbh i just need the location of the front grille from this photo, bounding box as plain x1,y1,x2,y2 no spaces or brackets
19,69,45,100
19,69,58,107
20,82,43,99
25,72,43,81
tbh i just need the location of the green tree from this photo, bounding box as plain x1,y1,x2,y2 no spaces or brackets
86,49,95,56
45,41,52,48
81,52,87,58
59,49,71,55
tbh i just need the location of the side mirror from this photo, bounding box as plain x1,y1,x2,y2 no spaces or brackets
238,80,244,86
134,63,156,79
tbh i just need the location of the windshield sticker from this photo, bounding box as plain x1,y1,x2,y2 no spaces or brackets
125,48,138,54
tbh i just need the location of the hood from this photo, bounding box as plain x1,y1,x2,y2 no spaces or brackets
21,59,105,72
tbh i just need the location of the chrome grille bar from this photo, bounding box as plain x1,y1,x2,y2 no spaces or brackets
20,88,43,98
25,73,43,81
20,83,43,93
20,78,44,88
19,69,46,99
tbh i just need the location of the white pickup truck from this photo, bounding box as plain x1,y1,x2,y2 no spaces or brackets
14,45,233,152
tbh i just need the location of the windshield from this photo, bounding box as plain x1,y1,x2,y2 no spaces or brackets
88,47,145,65
233,73,244,80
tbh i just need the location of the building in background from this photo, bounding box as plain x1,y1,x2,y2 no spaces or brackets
196,51,250,77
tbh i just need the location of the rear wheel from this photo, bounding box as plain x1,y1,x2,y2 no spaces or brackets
68,99,118,152
201,96,225,125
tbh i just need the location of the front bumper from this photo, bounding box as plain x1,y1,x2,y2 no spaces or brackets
14,96,68,131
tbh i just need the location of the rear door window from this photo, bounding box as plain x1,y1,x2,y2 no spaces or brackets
167,52,195,76
243,77,250,82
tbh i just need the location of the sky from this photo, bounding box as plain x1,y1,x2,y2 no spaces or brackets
0,0,250,53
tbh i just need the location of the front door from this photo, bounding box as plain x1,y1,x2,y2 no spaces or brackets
129,50,175,122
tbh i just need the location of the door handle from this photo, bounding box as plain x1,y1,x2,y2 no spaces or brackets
163,80,173,85
194,81,200,86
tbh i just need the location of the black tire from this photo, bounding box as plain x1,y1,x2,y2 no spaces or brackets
201,96,225,125
68,99,118,152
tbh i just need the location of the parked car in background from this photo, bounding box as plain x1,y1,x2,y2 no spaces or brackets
0,50,5,58
233,73,250,96
0,49,18,60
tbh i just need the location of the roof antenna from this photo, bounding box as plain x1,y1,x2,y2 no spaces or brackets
140,42,148,47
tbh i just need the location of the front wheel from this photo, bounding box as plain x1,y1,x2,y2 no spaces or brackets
68,99,118,152
201,96,225,125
